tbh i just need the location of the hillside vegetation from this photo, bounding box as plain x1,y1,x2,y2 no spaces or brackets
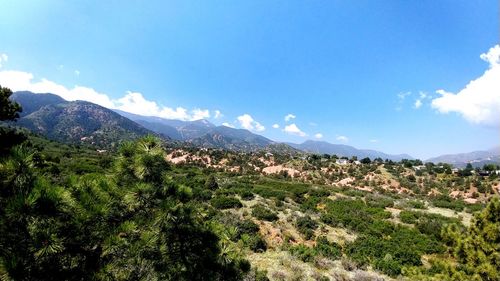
1,86,499,280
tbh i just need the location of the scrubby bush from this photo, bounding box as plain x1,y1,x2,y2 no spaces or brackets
296,216,318,240
431,196,465,211
236,219,260,238
407,200,426,209
252,205,278,221
320,199,391,232
210,196,243,209
315,236,341,260
399,210,422,224
242,234,267,252
289,244,316,262
365,195,394,208
205,174,219,190
239,189,255,200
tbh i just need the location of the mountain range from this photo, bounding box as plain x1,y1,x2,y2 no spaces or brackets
426,147,500,168
6,91,499,165
287,140,414,161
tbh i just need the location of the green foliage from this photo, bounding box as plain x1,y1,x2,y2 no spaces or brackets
205,175,219,190
315,236,341,260
365,194,394,208
347,226,442,277
400,210,422,224
288,236,341,262
211,196,243,209
320,198,391,233
406,197,500,280
289,244,317,262
235,219,260,238
296,216,318,240
253,179,309,202
443,197,500,279
242,234,267,252
251,205,278,221
0,136,248,280
431,196,466,211
407,200,426,209
318,198,444,277
0,86,25,156
0,86,21,121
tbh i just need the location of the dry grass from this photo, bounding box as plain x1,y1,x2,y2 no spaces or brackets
247,250,394,281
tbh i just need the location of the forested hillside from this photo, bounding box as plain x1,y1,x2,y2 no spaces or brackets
1,85,500,280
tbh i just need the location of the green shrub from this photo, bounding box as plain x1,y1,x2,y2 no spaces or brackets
296,216,318,240
252,205,278,221
255,269,270,281
399,210,422,224
210,196,243,209
205,175,219,190
239,189,255,200
236,219,259,237
243,234,267,252
289,244,316,262
431,196,465,211
320,198,390,233
374,255,402,276
366,195,394,208
407,200,426,209
315,236,341,260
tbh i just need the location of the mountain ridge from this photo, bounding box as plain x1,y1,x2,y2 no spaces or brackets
10,91,497,164
287,140,414,161
426,147,500,168
9,92,157,147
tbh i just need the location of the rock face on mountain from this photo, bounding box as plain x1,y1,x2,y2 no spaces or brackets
10,92,154,147
188,126,274,151
114,110,278,151
288,140,414,161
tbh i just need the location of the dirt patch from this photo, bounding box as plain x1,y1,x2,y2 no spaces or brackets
262,165,300,178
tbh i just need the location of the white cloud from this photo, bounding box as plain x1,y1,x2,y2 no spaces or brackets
237,114,265,132
414,99,422,109
272,124,279,129
309,122,318,127
0,69,212,121
397,92,411,100
431,45,500,127
222,122,235,128
314,133,323,139
369,139,378,143
214,110,223,119
0,53,8,68
336,135,349,142
480,44,500,65
284,113,296,122
74,70,80,76
283,123,307,137
191,109,210,120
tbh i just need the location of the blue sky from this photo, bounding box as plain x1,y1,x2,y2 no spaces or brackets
0,0,498,159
